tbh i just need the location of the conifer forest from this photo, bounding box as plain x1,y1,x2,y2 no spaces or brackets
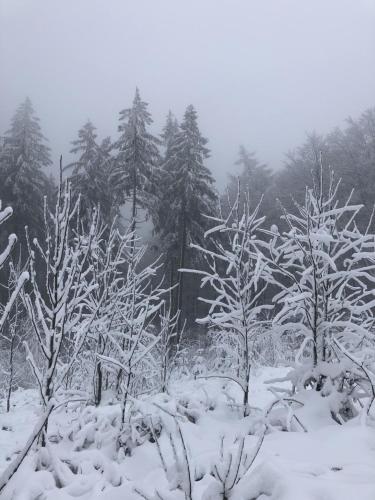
0,1,375,499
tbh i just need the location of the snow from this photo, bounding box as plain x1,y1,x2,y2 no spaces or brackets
0,207,13,225
0,390,39,474
0,271,29,330
1,367,375,499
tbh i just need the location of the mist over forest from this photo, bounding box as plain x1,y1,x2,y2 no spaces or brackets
1,2,375,499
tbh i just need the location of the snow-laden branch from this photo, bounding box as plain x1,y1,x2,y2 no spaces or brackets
182,187,273,416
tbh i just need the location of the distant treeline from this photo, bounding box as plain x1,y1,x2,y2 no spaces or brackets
0,91,374,326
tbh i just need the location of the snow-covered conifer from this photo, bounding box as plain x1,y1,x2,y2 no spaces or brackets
0,98,53,246
153,105,217,323
160,110,179,150
111,88,160,235
68,121,117,226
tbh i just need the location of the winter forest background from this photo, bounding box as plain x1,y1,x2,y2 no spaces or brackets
1,1,375,499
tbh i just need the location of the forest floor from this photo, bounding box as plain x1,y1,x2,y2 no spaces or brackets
1,367,375,499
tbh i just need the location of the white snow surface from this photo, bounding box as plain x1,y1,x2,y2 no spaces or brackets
1,367,375,499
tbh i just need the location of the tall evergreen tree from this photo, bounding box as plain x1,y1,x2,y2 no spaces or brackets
153,111,179,250
160,111,179,149
97,135,119,224
223,146,272,217
153,105,217,323
0,97,53,248
111,88,160,237
68,121,117,226
70,120,98,173
150,112,180,298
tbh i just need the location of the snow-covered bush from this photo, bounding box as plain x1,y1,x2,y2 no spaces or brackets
0,202,28,332
85,219,136,405
0,203,29,409
207,428,266,499
156,304,186,393
183,190,272,415
268,166,375,420
251,325,284,367
96,235,166,428
0,289,31,410
22,171,101,430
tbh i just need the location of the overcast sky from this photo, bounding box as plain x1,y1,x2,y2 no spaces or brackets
1,0,374,189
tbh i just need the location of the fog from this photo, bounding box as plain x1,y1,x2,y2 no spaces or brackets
1,0,374,188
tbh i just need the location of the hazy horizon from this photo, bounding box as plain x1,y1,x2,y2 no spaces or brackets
1,0,375,189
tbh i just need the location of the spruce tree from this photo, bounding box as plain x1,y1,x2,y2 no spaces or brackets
68,121,117,226
0,98,52,248
153,105,218,322
160,110,179,149
70,120,98,174
97,136,119,224
153,111,179,252
111,88,160,236
151,112,180,296
225,146,272,211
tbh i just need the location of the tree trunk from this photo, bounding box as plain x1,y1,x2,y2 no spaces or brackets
130,163,137,255
94,334,103,406
121,371,132,425
177,209,187,332
6,333,15,413
95,361,103,406
243,332,250,417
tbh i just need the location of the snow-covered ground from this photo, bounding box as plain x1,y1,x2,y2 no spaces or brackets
1,367,375,499
0,390,38,476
